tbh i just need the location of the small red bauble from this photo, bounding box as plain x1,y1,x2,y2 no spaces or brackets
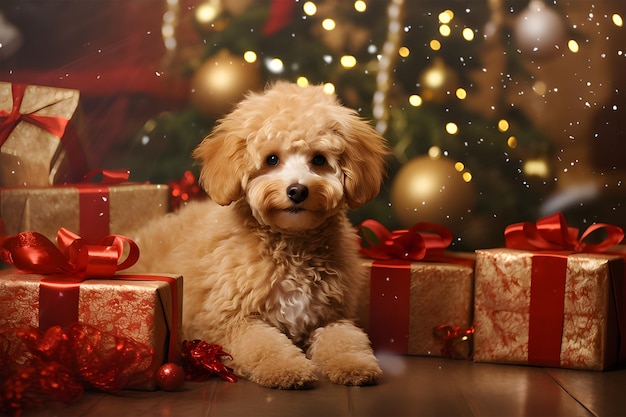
155,363,185,391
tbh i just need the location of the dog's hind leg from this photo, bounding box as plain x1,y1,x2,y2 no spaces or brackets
307,320,382,386
227,319,318,389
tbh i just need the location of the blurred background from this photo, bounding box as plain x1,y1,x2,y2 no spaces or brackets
1,0,623,250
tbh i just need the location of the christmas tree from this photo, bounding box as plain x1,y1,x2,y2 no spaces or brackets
92,0,625,250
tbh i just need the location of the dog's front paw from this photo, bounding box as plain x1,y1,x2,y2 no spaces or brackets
248,356,318,389
322,352,382,386
308,321,383,386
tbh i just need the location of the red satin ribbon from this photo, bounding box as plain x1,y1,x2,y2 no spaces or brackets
359,219,452,261
368,260,412,354
77,169,130,244
0,227,138,277
528,254,568,367
0,83,70,146
505,212,624,253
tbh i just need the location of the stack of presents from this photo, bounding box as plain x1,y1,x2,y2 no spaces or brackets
1,82,625,411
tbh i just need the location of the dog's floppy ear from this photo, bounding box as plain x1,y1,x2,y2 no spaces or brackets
192,126,247,206
340,114,390,209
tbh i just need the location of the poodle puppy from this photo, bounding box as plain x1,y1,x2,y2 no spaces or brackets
132,81,389,389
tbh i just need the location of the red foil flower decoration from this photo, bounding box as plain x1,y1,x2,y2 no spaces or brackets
181,340,237,383
167,170,206,211
0,323,157,416
433,325,475,360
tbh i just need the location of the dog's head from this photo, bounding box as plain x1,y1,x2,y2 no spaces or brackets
193,81,389,233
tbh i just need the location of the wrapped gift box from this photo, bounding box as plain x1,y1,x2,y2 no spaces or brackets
0,82,85,186
0,270,182,390
473,248,625,370
0,181,169,244
357,257,475,357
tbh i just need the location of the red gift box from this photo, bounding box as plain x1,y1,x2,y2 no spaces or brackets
357,220,475,357
472,213,625,370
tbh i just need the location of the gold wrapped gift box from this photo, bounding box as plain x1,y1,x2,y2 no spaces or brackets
0,82,82,186
357,257,475,357
0,182,169,244
0,271,182,390
473,248,625,370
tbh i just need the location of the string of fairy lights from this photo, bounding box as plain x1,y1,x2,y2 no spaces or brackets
162,0,624,186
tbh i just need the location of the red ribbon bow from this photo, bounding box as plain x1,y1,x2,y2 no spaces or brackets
504,212,624,253
358,219,452,261
0,83,70,146
0,227,139,278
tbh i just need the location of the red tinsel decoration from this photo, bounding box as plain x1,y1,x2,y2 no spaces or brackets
167,170,206,211
433,325,475,359
181,340,237,383
0,323,157,417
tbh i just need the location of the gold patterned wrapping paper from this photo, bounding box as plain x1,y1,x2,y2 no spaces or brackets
0,272,183,390
0,183,169,243
473,248,625,370
357,258,474,357
0,82,81,186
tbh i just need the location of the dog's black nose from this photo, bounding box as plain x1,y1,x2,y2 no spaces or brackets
287,183,309,203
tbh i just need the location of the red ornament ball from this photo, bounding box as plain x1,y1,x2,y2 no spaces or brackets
155,363,185,391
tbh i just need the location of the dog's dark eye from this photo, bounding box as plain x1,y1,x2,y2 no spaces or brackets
312,155,326,166
266,155,279,166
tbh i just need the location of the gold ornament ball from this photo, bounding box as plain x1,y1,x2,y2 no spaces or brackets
419,58,459,103
190,51,261,117
390,156,476,229
513,0,567,58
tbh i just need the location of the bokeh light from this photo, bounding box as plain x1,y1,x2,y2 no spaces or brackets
322,19,336,31
354,0,367,12
243,50,257,63
303,1,317,16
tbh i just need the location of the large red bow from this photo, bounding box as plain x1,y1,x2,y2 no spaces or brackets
358,219,452,261
0,227,139,278
504,212,624,253
0,83,70,146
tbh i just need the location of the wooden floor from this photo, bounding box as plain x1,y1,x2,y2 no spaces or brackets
21,355,626,417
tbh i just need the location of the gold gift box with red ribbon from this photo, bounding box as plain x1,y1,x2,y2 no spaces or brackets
0,228,182,391
357,220,475,357
472,213,626,370
0,169,169,244
0,82,85,187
